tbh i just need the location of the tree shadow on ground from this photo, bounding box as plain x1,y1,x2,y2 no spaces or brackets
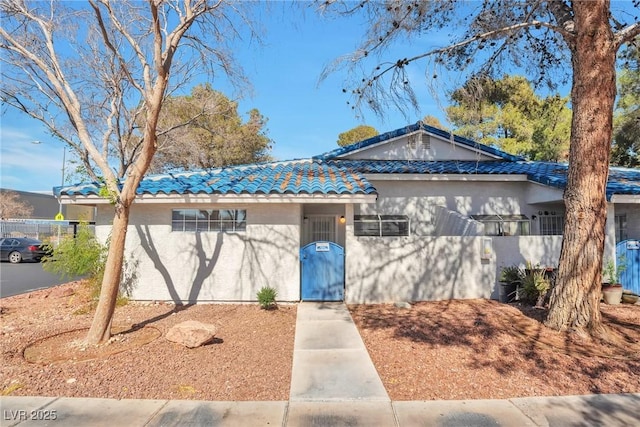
123,303,195,333
349,299,640,398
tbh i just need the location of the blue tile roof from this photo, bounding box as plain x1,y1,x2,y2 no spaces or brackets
55,124,639,201
314,121,524,162
327,160,640,200
56,159,377,197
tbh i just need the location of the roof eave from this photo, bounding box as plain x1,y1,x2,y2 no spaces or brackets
609,194,640,203
59,192,378,204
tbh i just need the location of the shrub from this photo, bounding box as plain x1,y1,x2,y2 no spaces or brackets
42,223,132,308
518,269,551,305
602,257,626,285
42,223,104,281
500,265,524,284
257,286,278,310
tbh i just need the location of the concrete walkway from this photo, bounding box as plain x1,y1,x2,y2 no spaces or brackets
2,302,640,426
289,302,389,402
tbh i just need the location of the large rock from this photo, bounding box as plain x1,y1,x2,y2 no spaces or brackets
165,320,217,348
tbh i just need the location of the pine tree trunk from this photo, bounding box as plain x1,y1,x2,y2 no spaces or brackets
85,203,130,344
545,1,616,335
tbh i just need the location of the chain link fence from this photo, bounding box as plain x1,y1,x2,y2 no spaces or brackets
0,220,95,246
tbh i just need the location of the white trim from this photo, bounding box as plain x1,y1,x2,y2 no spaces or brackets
337,130,504,160
60,193,377,205
610,194,640,204
364,173,528,182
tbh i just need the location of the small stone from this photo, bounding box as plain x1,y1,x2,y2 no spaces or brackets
165,320,217,348
394,301,412,309
66,378,77,384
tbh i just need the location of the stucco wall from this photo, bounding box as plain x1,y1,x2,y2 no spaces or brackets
90,185,628,304
344,179,568,303
493,236,563,269
360,180,541,235
343,134,495,161
96,203,301,303
345,233,496,303
344,232,563,304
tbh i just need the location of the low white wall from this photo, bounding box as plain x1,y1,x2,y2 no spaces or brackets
345,234,496,303
492,236,563,270
96,203,301,303
345,233,564,304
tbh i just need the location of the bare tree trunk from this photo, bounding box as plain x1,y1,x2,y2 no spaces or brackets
545,1,616,335
85,203,129,344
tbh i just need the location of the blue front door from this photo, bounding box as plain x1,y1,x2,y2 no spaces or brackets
617,240,640,294
300,241,345,301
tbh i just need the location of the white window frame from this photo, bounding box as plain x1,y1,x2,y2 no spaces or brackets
470,214,531,236
171,209,246,233
354,215,410,237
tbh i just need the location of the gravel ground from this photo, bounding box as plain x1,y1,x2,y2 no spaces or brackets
2,281,638,401
349,299,640,401
1,281,296,401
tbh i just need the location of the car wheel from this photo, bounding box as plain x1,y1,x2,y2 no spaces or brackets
8,251,22,264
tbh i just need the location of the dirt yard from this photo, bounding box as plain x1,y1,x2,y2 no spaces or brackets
1,281,296,401
350,299,640,400
1,281,639,401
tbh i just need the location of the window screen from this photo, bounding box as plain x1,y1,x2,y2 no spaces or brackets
354,215,410,237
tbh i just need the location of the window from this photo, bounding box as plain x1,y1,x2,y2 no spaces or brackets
303,216,336,245
470,214,530,236
354,215,410,237
171,209,246,232
615,214,627,242
539,215,564,235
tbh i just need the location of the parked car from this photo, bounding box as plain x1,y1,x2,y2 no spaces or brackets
0,237,50,263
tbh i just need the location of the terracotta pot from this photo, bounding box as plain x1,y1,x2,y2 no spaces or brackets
602,286,623,305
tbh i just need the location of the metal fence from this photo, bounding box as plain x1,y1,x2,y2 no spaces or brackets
0,220,94,244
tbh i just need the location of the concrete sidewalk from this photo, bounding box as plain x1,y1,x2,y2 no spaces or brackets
2,394,640,426
2,302,639,426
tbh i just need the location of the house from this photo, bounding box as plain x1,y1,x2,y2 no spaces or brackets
56,122,640,303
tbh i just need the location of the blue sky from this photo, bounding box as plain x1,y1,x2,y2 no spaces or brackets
0,2,575,193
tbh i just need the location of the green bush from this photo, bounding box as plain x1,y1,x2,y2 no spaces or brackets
518,269,550,305
42,223,105,281
499,265,524,284
500,263,551,306
602,257,626,284
42,223,131,307
257,286,278,310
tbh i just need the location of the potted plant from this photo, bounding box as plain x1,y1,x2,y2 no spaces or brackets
602,259,624,305
499,265,523,303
